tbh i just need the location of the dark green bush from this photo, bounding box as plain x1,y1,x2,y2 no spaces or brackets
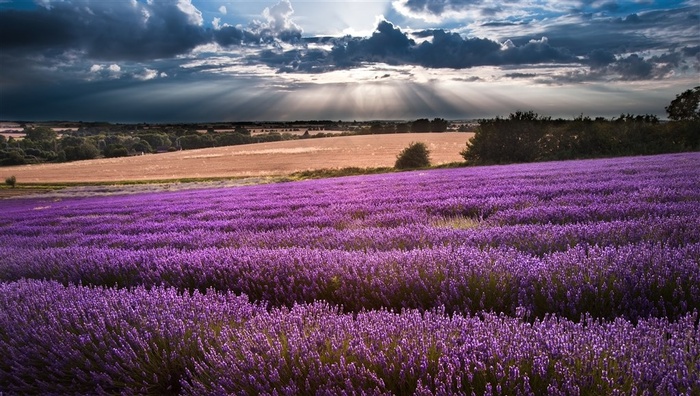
395,142,431,169
105,145,129,158
63,142,100,161
0,150,26,166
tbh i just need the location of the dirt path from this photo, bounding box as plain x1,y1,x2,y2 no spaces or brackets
2,133,472,184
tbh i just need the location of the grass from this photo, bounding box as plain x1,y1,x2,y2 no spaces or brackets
280,162,470,181
288,166,395,180
1,163,472,199
431,215,482,230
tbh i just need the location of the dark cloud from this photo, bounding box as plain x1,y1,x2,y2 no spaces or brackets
0,0,697,122
396,0,487,18
481,21,521,27
499,37,575,65
0,1,208,61
682,46,700,57
395,0,695,26
401,0,456,15
0,9,78,51
622,13,642,24
413,30,501,68
363,20,415,57
603,54,654,80
1,1,695,78
505,73,538,79
212,26,251,47
496,5,700,79
587,49,616,68
259,22,576,73
0,0,304,62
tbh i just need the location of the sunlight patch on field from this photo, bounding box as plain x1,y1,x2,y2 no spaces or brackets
431,216,482,230
182,154,225,159
234,147,333,155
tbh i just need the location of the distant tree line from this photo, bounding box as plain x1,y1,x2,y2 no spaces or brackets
0,126,300,166
363,118,449,134
0,118,455,166
462,87,700,165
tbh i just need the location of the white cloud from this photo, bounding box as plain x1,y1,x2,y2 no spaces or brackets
135,68,159,80
219,5,227,15
500,39,515,51
255,0,302,35
176,0,203,26
85,63,121,81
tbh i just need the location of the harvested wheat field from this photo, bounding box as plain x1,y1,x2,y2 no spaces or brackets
5,133,473,184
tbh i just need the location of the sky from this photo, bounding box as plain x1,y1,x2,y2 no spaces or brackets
0,0,698,123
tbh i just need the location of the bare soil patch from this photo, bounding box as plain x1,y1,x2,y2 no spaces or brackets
2,133,472,184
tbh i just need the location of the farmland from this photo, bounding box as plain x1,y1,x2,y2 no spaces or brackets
3,132,470,183
1,152,699,394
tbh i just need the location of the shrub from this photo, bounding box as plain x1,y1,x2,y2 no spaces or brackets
395,142,431,169
5,175,16,188
62,142,100,161
0,150,26,166
104,145,129,158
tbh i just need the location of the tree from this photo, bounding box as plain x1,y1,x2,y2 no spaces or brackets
5,175,16,188
0,150,26,166
131,139,153,154
370,122,385,134
461,111,550,165
431,118,449,132
411,119,432,132
24,126,57,142
104,144,129,158
136,133,171,150
395,142,431,169
666,86,700,120
234,125,251,135
63,142,100,161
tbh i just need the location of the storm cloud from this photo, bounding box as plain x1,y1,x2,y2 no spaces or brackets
0,0,698,122
257,21,578,72
1,1,695,73
0,0,209,61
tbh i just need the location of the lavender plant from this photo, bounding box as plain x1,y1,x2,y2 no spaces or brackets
0,280,697,394
0,152,699,393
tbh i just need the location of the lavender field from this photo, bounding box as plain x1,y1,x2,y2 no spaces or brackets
1,153,699,394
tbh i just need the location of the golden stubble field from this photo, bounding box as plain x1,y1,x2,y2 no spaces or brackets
4,133,473,184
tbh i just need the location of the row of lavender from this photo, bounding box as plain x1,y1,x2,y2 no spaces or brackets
1,215,696,253
1,280,697,395
1,242,698,320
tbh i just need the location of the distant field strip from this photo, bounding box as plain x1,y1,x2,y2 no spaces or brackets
5,133,471,183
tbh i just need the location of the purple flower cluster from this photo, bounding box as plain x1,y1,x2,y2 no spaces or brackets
0,280,263,394
1,152,699,393
1,280,698,395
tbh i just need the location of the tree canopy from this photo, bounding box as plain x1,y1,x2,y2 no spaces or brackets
665,86,700,121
